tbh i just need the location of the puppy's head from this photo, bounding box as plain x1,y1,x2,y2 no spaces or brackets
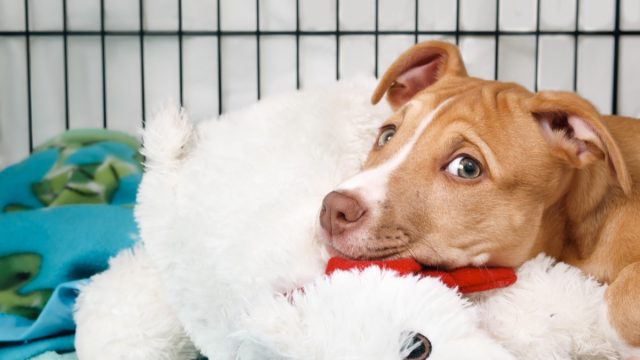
319,41,631,268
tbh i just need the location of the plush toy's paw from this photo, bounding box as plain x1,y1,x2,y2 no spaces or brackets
476,254,618,360
237,267,516,360
74,246,198,360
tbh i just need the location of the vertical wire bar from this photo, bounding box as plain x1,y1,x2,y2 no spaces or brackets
414,0,418,44
494,0,500,80
62,0,70,129
217,0,223,113
612,0,620,114
374,0,379,78
100,0,107,128
256,0,261,99
295,0,300,89
573,0,579,91
24,0,33,151
178,0,184,105
139,0,147,125
534,0,541,91
335,0,340,80
455,0,460,45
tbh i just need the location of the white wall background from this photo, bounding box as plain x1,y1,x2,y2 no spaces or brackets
1,0,639,167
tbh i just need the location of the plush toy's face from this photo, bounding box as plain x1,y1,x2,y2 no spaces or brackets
236,268,515,360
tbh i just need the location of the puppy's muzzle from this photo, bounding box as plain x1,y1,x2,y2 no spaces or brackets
320,191,366,236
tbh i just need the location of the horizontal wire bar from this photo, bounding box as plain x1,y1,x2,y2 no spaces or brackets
2,30,639,36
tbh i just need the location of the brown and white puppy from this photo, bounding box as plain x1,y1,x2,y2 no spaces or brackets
318,41,640,354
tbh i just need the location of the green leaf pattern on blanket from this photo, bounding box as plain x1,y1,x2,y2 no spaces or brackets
32,157,138,206
0,253,52,319
4,130,143,211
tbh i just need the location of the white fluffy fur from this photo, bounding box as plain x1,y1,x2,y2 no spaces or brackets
75,78,631,360
474,254,618,360
74,246,197,360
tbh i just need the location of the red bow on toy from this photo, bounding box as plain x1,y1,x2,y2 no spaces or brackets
325,257,517,294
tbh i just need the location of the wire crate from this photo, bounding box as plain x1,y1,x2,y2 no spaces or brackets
0,0,639,166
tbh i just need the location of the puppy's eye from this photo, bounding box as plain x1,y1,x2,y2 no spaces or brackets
403,333,432,360
377,127,396,147
446,155,482,179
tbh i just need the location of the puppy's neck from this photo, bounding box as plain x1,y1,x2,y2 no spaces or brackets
532,201,568,260
558,163,620,260
566,164,615,222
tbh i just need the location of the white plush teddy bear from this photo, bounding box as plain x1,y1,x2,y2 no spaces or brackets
75,78,624,360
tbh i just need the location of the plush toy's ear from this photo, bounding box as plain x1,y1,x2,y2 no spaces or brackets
527,91,631,195
371,40,468,111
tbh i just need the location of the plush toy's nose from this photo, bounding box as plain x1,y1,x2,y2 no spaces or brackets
320,191,366,236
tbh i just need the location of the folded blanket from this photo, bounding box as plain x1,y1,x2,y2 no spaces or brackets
0,129,141,359
30,351,77,360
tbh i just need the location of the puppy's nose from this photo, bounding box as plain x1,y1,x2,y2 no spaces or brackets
320,191,366,236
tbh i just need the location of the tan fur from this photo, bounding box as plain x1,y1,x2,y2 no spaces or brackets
335,41,640,346
607,262,640,346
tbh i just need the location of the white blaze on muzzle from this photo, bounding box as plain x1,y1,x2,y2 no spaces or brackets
336,99,453,211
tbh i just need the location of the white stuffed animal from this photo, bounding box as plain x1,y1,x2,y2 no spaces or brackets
75,78,625,360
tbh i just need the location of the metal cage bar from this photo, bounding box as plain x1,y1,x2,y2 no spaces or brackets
216,0,222,114
612,0,621,115
494,0,500,81
23,0,33,152
534,0,541,92
338,0,341,80
62,0,70,130
573,0,580,92
374,0,379,78
255,0,261,99
295,0,300,90
178,0,184,105
100,0,107,128
139,0,147,126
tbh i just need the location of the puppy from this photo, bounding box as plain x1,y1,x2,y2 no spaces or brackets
319,41,640,354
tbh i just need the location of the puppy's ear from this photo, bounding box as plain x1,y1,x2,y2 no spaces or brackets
528,91,631,195
371,41,468,110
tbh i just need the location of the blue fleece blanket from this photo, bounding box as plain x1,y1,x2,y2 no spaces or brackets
0,129,141,359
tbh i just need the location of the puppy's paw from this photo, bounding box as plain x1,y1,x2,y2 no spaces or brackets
597,300,640,360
